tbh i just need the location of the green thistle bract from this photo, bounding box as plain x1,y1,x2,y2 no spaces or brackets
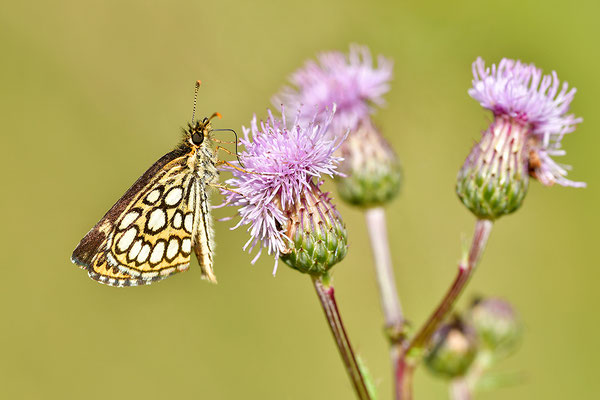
280,182,348,276
456,115,529,220
336,118,402,208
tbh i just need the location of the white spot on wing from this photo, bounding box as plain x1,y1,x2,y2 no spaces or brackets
147,209,166,232
142,271,159,279
181,238,191,254
177,263,189,271
117,227,137,252
128,239,142,261
119,210,140,230
150,241,166,264
146,189,161,204
184,213,193,233
164,187,183,206
172,211,182,229
117,264,139,277
106,252,118,266
166,238,179,260
160,267,175,276
137,244,151,263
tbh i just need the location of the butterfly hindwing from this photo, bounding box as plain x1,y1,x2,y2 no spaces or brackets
106,169,197,281
87,252,139,287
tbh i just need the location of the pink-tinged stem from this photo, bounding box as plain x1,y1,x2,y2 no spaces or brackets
312,276,372,400
449,379,472,400
364,207,406,396
396,219,493,400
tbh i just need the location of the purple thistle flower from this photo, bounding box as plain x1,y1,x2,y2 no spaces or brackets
469,57,584,187
457,57,585,220
273,44,393,137
221,107,345,273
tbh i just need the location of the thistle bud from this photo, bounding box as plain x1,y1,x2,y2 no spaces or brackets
336,118,402,208
425,317,478,379
281,182,348,276
456,115,529,219
469,297,521,355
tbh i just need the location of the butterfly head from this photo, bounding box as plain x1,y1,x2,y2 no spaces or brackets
186,112,222,148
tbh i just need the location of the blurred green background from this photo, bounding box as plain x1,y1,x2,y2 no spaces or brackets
1,1,598,399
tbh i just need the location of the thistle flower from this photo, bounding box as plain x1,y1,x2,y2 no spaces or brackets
457,57,584,219
222,107,348,276
274,44,393,137
274,45,401,207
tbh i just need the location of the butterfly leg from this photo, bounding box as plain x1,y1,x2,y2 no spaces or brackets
210,137,240,144
214,146,257,174
209,182,244,197
215,158,266,177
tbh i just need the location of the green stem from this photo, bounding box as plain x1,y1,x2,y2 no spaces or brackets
396,219,493,400
312,275,373,400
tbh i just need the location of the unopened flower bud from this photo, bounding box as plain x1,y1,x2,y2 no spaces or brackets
280,182,348,276
336,118,402,207
456,115,529,219
469,297,521,354
425,317,478,379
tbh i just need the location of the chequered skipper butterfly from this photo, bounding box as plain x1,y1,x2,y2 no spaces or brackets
71,82,232,287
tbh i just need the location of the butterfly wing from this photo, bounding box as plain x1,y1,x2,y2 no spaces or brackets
193,183,216,282
72,148,212,287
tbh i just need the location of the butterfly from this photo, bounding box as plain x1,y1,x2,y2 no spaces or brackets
71,82,231,287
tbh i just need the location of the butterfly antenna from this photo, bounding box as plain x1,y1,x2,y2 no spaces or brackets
191,80,201,122
207,112,222,122
212,128,245,167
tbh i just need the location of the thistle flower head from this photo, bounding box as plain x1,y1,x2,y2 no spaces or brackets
222,107,346,274
273,44,393,137
469,57,584,188
457,57,585,219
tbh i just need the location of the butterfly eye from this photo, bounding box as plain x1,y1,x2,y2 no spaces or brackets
192,132,204,145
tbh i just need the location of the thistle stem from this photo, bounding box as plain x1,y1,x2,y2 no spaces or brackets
396,219,493,400
312,276,372,400
364,207,406,395
449,379,472,400
365,207,405,333
452,349,492,398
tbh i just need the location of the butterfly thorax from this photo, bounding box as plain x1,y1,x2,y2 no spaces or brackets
180,119,219,185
